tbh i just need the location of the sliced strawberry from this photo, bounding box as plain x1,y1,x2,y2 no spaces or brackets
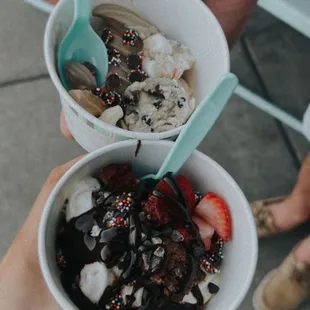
193,215,215,250
176,175,196,210
156,179,174,196
156,176,195,211
195,193,232,242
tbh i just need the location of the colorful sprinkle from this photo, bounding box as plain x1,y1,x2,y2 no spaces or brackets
114,192,134,213
108,48,122,67
101,91,122,106
122,28,140,46
200,257,220,274
105,294,123,309
92,87,104,97
107,215,129,228
101,28,114,45
56,249,67,269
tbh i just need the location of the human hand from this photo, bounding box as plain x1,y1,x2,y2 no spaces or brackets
59,0,257,139
0,157,83,310
205,0,257,47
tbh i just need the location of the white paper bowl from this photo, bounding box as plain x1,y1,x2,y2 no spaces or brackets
39,140,257,310
44,0,230,152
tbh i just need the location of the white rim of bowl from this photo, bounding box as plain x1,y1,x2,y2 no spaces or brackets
38,140,258,310
44,0,230,140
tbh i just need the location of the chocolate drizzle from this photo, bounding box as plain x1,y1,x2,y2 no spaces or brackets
56,167,219,310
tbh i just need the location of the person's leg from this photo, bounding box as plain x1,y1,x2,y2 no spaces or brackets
252,153,310,238
253,236,310,310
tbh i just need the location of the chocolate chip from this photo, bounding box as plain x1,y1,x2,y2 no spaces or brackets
127,54,142,70
149,84,165,99
153,100,162,109
208,283,220,294
177,97,187,108
131,90,140,103
106,73,121,89
142,115,152,126
128,70,148,83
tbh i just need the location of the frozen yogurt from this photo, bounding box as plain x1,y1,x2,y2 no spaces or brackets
56,164,232,309
61,3,196,132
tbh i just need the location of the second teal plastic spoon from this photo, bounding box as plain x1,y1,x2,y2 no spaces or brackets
58,0,109,90
141,73,239,181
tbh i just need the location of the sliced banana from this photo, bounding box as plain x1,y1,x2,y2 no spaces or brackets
93,4,158,39
69,89,107,117
65,61,97,90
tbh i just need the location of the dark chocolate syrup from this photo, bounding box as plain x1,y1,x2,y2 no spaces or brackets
57,172,209,310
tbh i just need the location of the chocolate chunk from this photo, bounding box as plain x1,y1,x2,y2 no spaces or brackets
101,28,114,45
142,251,152,271
153,100,162,109
208,283,220,294
150,239,190,297
149,84,165,99
131,90,140,103
192,285,204,306
142,115,152,126
154,246,165,258
103,211,114,221
128,70,148,83
177,97,187,108
150,255,163,273
127,54,142,70
106,73,121,90
171,230,184,243
82,61,97,76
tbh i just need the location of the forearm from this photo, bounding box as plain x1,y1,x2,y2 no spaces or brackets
0,229,60,310
204,0,257,47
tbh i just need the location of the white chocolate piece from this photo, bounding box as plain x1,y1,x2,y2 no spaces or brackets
79,262,115,303
99,106,124,126
121,286,144,307
65,177,100,222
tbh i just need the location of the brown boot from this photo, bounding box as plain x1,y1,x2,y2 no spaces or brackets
251,196,286,238
253,250,310,310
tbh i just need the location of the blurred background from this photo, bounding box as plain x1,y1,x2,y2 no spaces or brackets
0,1,310,309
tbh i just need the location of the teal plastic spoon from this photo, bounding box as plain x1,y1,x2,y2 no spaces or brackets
141,73,239,181
58,0,109,90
